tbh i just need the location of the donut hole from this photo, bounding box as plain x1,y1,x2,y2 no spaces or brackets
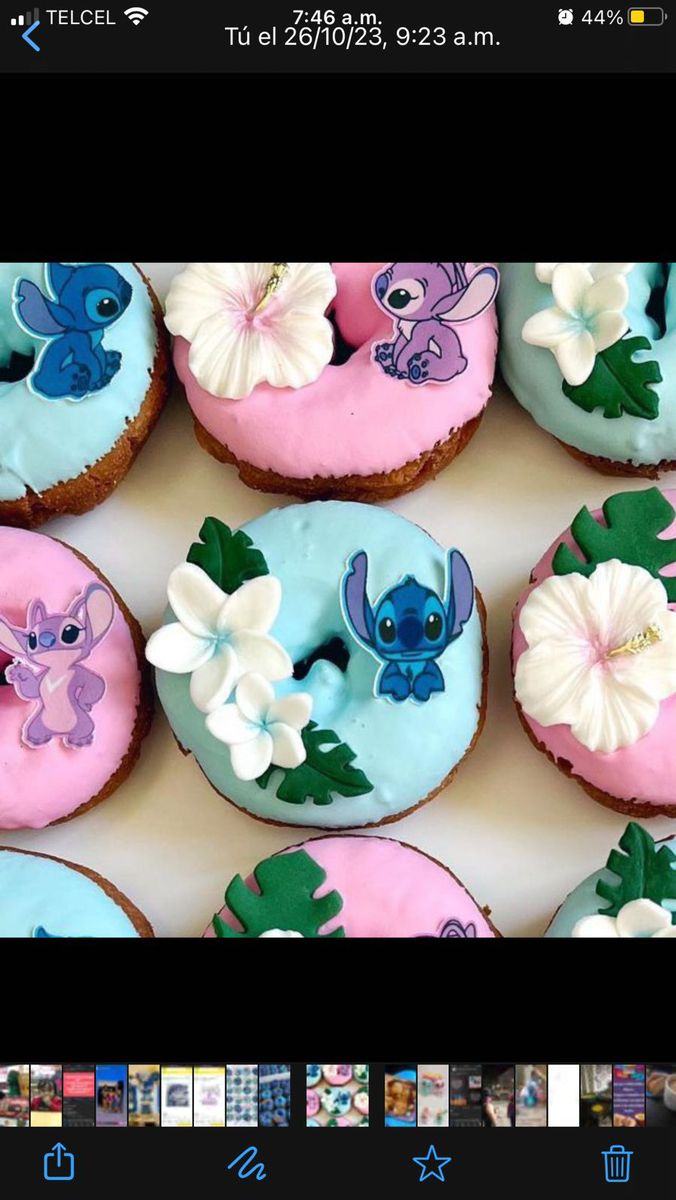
328,311,359,367
645,263,669,339
293,636,350,681
0,350,35,384
0,651,13,685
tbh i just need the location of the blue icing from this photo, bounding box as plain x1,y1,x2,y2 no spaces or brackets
0,849,139,937
155,502,485,828
546,834,676,937
498,263,676,467
0,263,157,502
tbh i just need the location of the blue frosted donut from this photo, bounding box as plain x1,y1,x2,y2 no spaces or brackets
499,263,676,475
149,501,486,830
0,846,152,937
546,823,676,938
0,262,169,526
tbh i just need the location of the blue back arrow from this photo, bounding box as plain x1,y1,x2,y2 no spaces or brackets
22,19,41,51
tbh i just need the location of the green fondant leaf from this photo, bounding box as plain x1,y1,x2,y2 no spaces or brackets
256,722,374,807
553,487,676,603
212,849,345,938
596,822,676,920
187,517,269,594
562,336,662,421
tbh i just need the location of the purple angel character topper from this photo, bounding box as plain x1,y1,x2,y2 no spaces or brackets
372,262,499,386
0,583,114,749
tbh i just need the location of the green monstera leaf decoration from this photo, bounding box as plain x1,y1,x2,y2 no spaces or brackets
212,850,345,938
563,335,662,421
257,722,373,807
597,823,676,921
187,517,269,594
553,488,676,604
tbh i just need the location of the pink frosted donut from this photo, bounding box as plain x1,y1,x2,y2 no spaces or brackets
306,1089,320,1118
203,836,499,939
512,485,676,817
353,1089,369,1116
0,528,151,829
323,1065,352,1087
166,262,500,502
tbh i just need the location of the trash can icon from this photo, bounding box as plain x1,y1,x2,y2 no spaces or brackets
603,1145,633,1183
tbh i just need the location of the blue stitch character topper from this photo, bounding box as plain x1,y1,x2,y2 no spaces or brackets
13,262,133,401
341,548,474,703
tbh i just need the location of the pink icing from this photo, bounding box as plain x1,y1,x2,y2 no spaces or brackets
512,488,676,808
205,836,495,938
174,263,498,480
306,1089,320,1117
0,529,142,830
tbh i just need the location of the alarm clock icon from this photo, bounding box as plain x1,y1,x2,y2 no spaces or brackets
558,8,574,22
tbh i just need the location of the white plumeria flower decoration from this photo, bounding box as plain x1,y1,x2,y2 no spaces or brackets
515,559,676,754
146,563,292,714
258,930,305,938
165,262,337,400
535,262,635,285
573,899,676,938
523,262,630,386
206,672,313,782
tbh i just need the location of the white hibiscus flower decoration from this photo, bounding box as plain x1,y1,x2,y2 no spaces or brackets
206,672,313,782
258,930,305,938
146,563,292,714
165,262,337,399
523,262,630,386
515,559,676,754
573,899,676,938
535,262,635,285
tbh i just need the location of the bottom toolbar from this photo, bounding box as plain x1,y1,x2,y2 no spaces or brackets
0,1125,667,1196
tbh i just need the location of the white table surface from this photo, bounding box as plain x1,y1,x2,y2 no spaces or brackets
3,263,673,938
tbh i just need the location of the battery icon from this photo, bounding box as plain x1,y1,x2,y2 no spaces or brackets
628,7,665,22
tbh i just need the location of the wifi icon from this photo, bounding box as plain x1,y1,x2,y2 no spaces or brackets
124,6,148,24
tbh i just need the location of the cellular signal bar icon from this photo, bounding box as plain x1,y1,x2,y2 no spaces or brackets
10,6,39,25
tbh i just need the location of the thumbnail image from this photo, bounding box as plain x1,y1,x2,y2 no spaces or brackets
417,1064,449,1128
613,1064,646,1128
0,1064,29,1128
482,1064,515,1127
307,1064,369,1127
580,1064,612,1127
258,1064,291,1128
30,1065,62,1128
449,1064,482,1128
384,1065,416,1127
63,1064,96,1127
96,1065,127,1128
194,1066,225,1128
227,1064,258,1127
646,1064,676,1128
161,1066,193,1127
515,1065,547,1127
128,1065,160,1128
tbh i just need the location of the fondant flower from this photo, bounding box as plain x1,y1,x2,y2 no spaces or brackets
146,563,292,714
523,263,630,385
258,930,305,938
206,672,313,781
573,899,676,938
535,262,635,285
164,262,337,400
515,559,676,753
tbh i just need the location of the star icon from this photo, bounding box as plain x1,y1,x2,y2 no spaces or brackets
412,1144,452,1183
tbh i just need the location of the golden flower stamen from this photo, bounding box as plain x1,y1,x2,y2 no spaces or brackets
608,622,664,658
254,263,290,314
